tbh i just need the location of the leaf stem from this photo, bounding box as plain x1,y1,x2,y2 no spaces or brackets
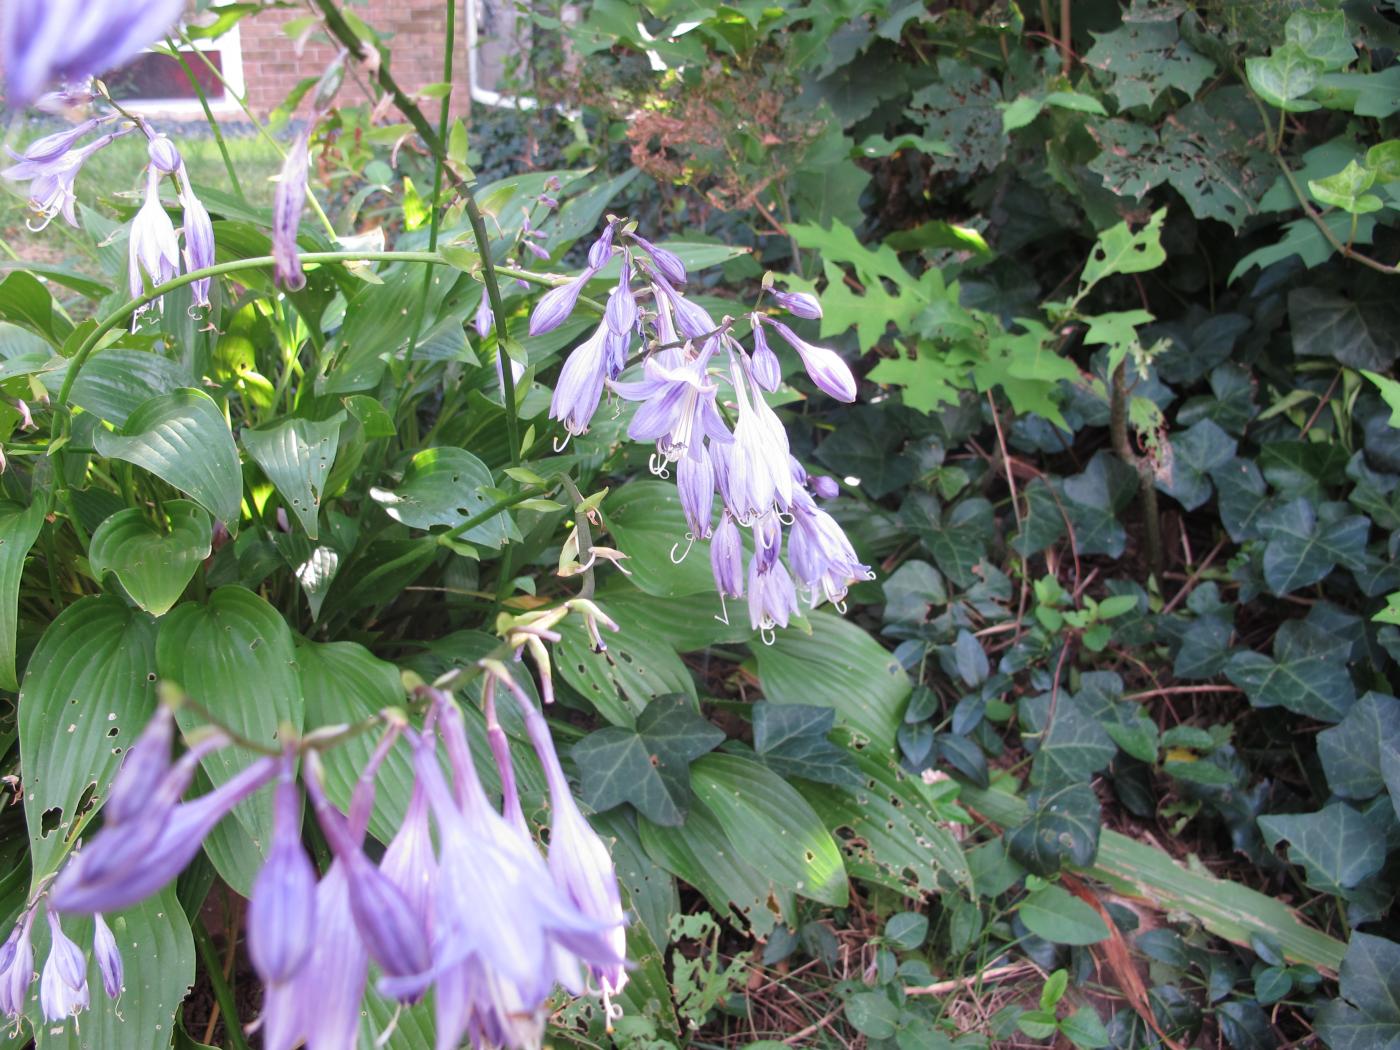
192,917,253,1050
440,484,550,542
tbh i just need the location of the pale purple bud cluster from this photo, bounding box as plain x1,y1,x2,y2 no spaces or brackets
526,219,870,638
3,0,186,107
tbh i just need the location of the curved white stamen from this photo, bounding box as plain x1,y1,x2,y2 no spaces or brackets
670,534,696,564
553,432,573,453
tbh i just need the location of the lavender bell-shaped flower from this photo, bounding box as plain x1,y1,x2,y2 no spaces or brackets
530,270,596,337
771,289,822,320
653,274,716,341
248,765,317,984
3,0,186,107
128,167,180,302
91,914,122,1001
724,360,794,521
273,129,311,290
147,135,182,175
39,911,88,1022
789,489,872,607
104,705,175,826
710,511,745,604
677,448,715,541
628,231,686,285
5,117,105,166
612,353,730,467
763,319,857,403
177,169,215,310
810,474,840,500
380,782,437,930
0,910,36,1020
748,546,800,636
475,295,494,339
3,128,123,230
548,321,611,437
749,319,781,392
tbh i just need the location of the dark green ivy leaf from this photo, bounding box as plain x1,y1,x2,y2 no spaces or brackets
1317,693,1400,800
1289,287,1400,372
1007,783,1102,875
1315,933,1400,1050
752,702,862,787
571,695,725,826
1257,498,1371,596
1211,458,1274,542
1226,619,1356,722
1158,419,1237,511
1258,802,1389,896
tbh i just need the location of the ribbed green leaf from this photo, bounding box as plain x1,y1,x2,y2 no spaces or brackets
157,587,303,891
93,389,242,531
369,447,515,549
0,492,48,690
55,350,188,426
88,501,212,616
241,413,345,539
18,597,158,883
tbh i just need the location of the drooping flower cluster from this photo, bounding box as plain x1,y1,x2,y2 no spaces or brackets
533,220,872,638
1,637,627,1049
2,118,215,317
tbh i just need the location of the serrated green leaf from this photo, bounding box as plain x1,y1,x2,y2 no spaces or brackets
93,388,242,531
1084,21,1214,110
242,412,345,539
571,695,724,826
88,500,212,617
1079,208,1167,294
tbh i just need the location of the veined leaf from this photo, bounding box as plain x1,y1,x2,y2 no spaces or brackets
370,447,517,549
88,500,212,617
241,412,345,539
0,491,48,690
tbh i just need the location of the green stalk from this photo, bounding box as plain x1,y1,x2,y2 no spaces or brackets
309,0,520,463
166,38,247,203
191,918,253,1050
440,485,549,542
56,250,443,407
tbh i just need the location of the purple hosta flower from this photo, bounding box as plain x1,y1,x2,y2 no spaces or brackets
748,543,800,637
749,319,781,392
587,223,615,270
248,764,317,984
6,117,106,166
653,275,715,341
3,0,186,107
104,705,175,825
723,361,794,521
763,319,857,403
484,709,530,839
50,755,277,914
91,914,122,1001
612,354,729,469
128,167,180,302
605,254,637,338
771,288,822,320
496,349,527,396
677,447,715,541
628,231,686,286
39,911,88,1022
2,128,123,230
549,322,612,437
147,135,182,175
515,700,628,997
710,511,744,606
810,474,839,500
177,173,215,310
789,489,873,608
381,782,438,929
475,295,494,339
530,269,597,337
273,129,311,290
0,909,36,1019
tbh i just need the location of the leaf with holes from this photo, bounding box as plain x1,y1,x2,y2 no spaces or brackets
242,412,345,539
88,500,212,616
906,57,1006,175
370,447,517,549
571,694,724,826
93,388,242,531
1084,20,1214,110
1078,209,1167,295
691,751,848,906
18,596,158,882
157,586,303,893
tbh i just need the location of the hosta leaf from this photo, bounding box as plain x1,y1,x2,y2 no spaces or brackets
55,349,189,426
600,480,713,597
754,609,909,751
638,800,791,937
88,500,212,617
18,597,158,882
241,412,345,539
571,694,724,826
157,587,303,892
691,751,848,906
1257,498,1371,596
751,702,861,787
27,888,193,1050
370,447,516,550
1315,933,1400,1050
0,492,48,690
93,388,242,531
1259,802,1389,896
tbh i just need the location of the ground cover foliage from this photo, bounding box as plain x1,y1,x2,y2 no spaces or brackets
2,0,1400,1048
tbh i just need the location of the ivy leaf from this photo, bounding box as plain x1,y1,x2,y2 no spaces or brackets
1289,287,1400,371
1317,693,1400,800
1309,160,1384,214
1315,933,1400,1050
1007,782,1102,874
1285,10,1356,70
1083,20,1214,110
1211,458,1273,542
1057,452,1138,558
1258,802,1389,895
1257,498,1371,595
571,695,725,826
1246,44,1325,112
1157,419,1236,511
1025,692,1117,792
1227,620,1357,722
752,702,861,787
915,497,993,588
1231,211,1376,282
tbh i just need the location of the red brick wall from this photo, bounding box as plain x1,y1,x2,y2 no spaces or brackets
236,0,466,117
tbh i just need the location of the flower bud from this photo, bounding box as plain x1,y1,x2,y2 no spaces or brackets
92,914,123,1001
810,474,840,500
772,289,822,319
248,769,318,984
147,135,182,175
710,513,744,599
750,319,781,391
